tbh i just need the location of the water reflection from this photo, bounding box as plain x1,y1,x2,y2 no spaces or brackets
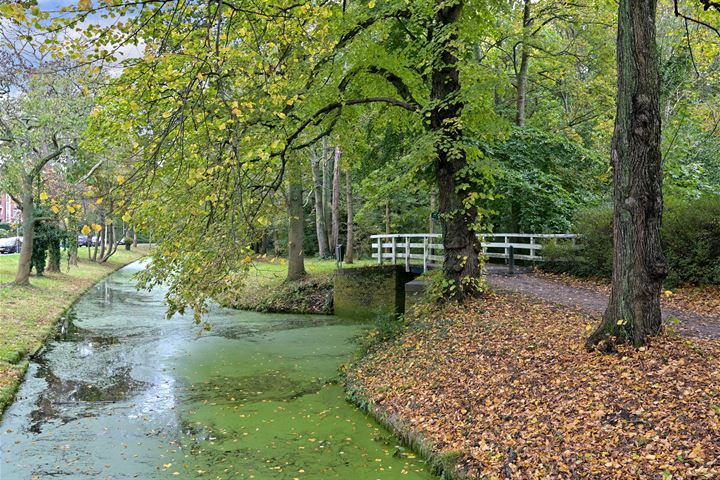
0,262,435,480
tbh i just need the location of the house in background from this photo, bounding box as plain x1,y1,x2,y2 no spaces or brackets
0,193,20,224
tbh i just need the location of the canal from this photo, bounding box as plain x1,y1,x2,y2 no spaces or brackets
0,262,434,479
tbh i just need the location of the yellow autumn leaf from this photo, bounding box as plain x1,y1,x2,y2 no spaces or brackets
91,223,103,232
368,0,376,7
78,0,92,11
117,175,126,185
51,205,61,214
81,225,91,236
96,197,103,205
39,192,49,202
122,212,131,222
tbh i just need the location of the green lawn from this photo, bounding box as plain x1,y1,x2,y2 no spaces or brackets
0,247,149,414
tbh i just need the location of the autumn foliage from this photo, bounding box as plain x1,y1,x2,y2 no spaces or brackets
347,294,720,479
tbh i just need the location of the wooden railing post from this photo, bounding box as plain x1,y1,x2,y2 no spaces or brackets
405,237,410,272
392,236,397,265
377,236,383,265
504,235,509,263
530,235,536,260
423,236,428,272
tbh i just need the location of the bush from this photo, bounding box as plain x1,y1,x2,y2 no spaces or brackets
663,196,720,286
543,196,720,286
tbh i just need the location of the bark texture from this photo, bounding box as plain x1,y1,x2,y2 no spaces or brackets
14,181,34,286
431,0,481,298
345,170,354,264
587,0,667,350
331,146,341,253
310,150,330,257
287,175,306,281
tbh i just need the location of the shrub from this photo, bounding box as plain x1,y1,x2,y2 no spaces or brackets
543,196,720,286
541,204,613,278
662,196,720,286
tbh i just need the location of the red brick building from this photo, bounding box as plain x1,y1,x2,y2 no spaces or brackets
0,193,19,224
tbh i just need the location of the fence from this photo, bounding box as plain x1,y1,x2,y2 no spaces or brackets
370,233,578,272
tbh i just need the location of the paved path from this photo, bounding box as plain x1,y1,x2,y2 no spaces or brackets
486,268,720,339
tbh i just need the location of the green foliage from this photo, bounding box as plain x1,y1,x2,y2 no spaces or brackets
353,313,406,359
31,210,66,276
484,127,607,233
545,196,720,286
663,196,720,286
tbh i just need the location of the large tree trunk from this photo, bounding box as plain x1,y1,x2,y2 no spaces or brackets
431,0,481,299
587,0,666,350
515,0,531,127
310,149,330,257
14,180,34,286
330,146,341,253
287,173,306,281
345,170,354,264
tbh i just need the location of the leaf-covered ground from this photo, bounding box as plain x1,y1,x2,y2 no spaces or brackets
347,293,720,479
535,271,720,320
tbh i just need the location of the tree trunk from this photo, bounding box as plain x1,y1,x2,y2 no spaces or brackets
515,0,531,127
14,180,34,286
47,235,61,272
385,203,391,234
331,146,341,253
287,172,306,281
587,0,666,350
322,145,332,250
311,149,330,257
100,223,118,263
431,0,482,299
345,170,354,264
429,192,437,234
98,216,107,262
132,226,138,248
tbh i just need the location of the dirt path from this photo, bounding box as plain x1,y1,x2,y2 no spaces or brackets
486,269,720,339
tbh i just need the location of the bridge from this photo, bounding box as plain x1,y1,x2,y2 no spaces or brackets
370,233,578,272
335,232,578,320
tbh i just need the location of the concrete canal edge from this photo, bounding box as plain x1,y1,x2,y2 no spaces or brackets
344,381,468,480
333,265,418,320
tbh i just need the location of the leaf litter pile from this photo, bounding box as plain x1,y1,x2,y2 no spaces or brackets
347,293,720,479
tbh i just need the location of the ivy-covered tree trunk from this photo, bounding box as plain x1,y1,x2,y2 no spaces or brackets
587,0,666,350
432,0,481,299
14,179,34,286
47,236,61,273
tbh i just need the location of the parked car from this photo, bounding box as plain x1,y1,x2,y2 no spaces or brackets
77,235,90,247
0,236,22,254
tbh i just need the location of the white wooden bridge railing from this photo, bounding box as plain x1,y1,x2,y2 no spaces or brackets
370,233,578,272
